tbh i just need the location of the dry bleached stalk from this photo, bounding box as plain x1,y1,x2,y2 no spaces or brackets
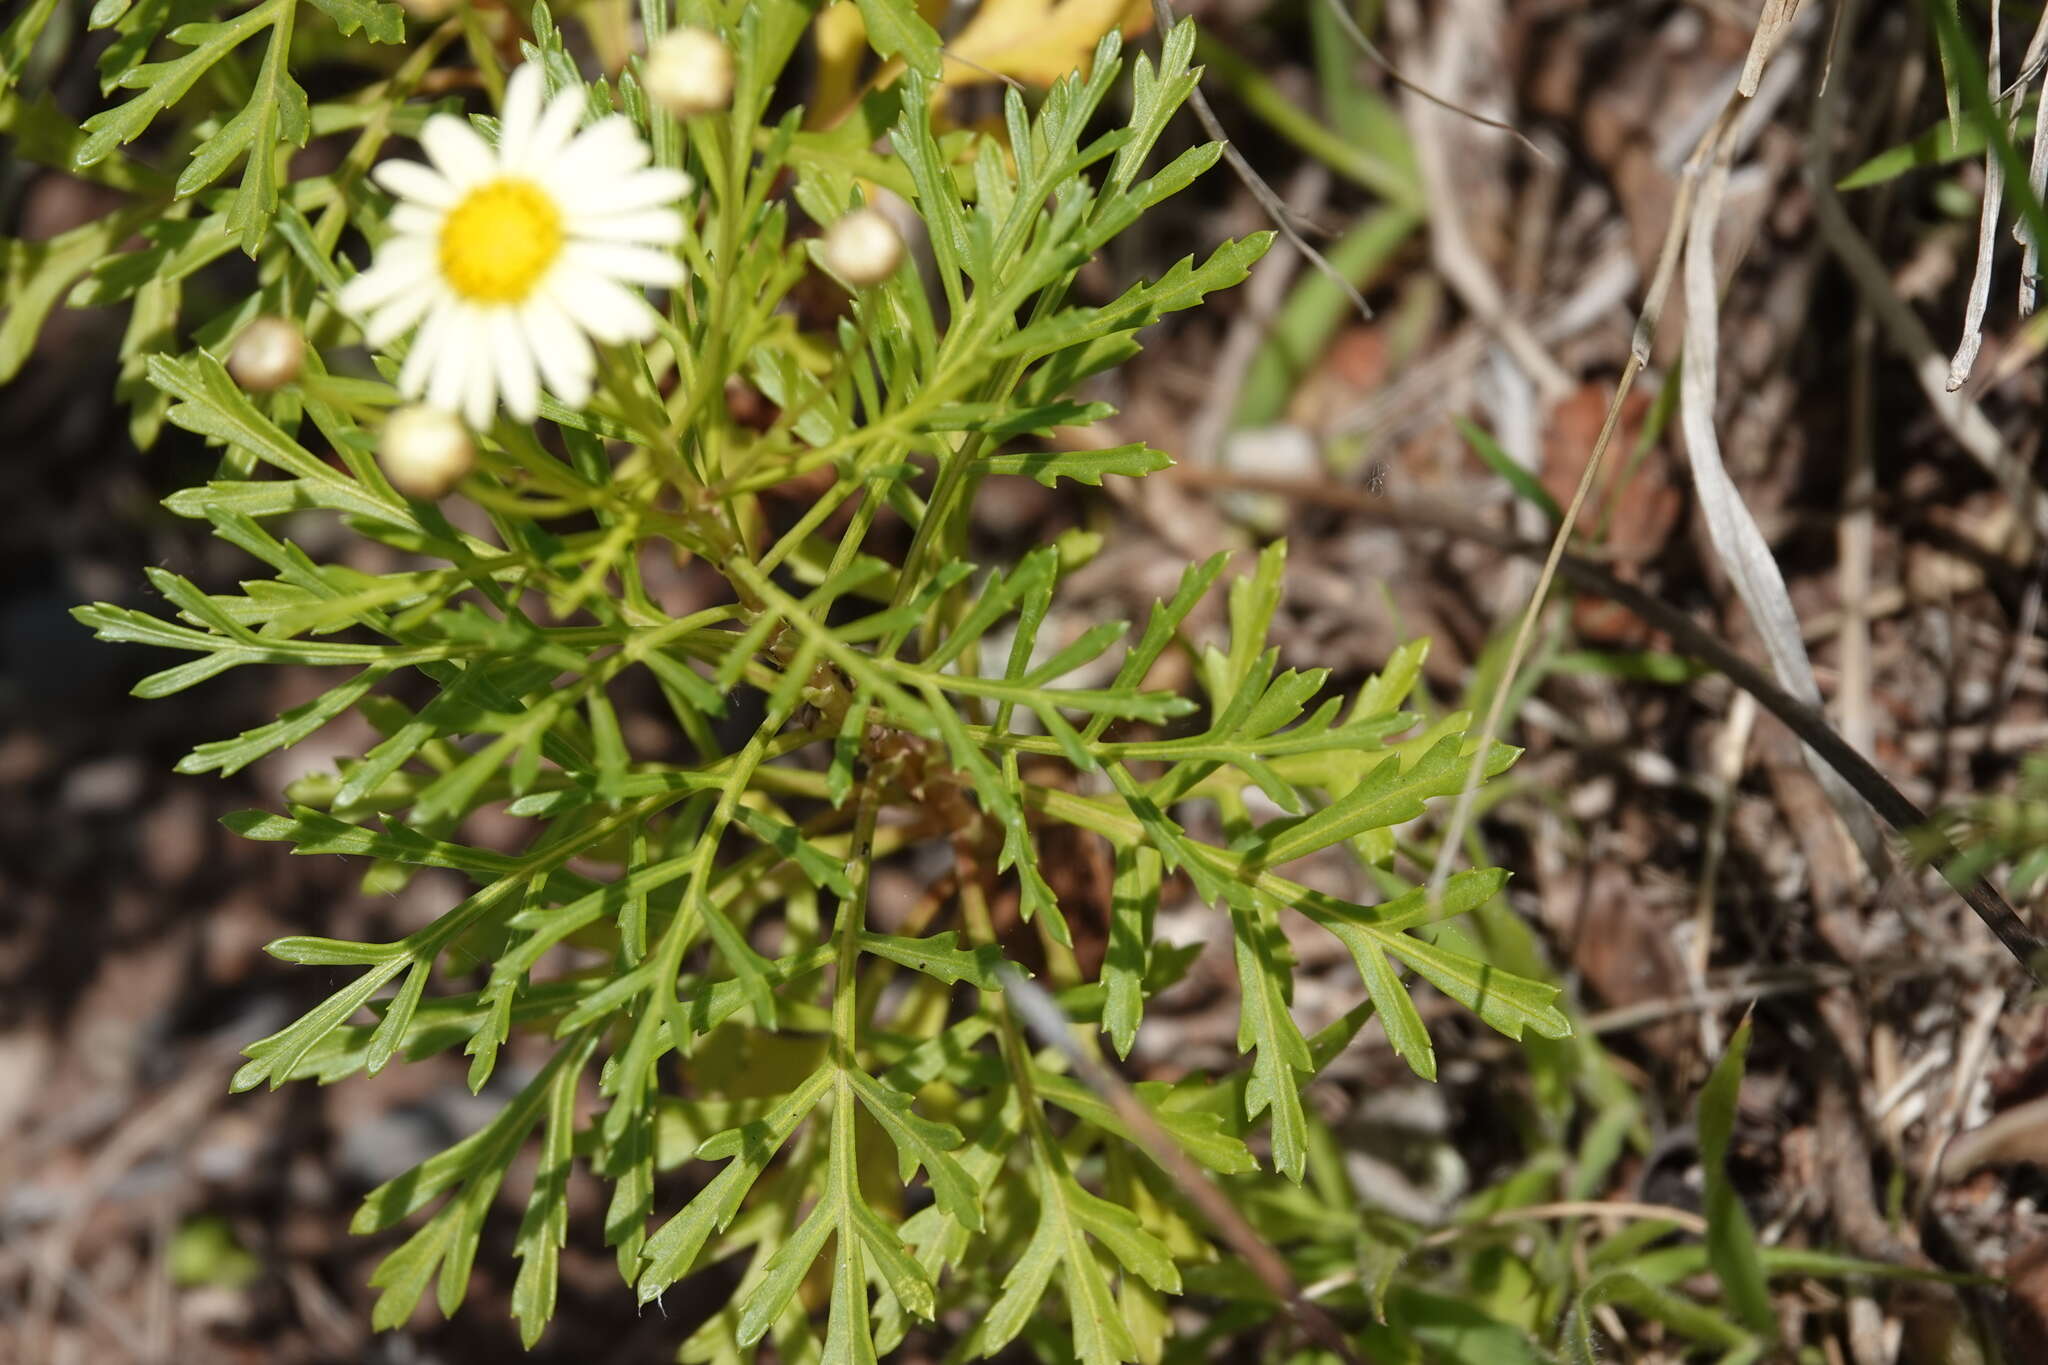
1673,33,1889,873
1948,0,2006,389
2007,5,2048,313
1809,0,2048,544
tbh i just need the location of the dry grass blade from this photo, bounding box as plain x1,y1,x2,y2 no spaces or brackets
1810,0,2048,540
1740,0,1804,97
1677,95,1887,871
1948,0,2004,389
2017,6,2048,313
2022,77,2048,313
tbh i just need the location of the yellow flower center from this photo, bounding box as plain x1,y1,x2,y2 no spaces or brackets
437,177,562,304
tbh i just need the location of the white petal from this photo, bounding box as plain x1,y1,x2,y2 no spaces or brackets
563,207,686,245
520,294,594,408
522,86,587,170
398,299,456,398
565,240,684,288
390,202,446,238
365,284,438,347
463,314,500,431
426,313,474,415
372,158,459,208
547,265,656,344
338,245,432,315
498,64,544,167
549,118,649,186
420,114,498,189
560,167,693,219
489,311,542,421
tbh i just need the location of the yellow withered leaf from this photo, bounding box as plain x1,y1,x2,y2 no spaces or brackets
809,0,1151,126
943,0,1151,88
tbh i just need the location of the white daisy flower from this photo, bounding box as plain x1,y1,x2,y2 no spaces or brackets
339,63,692,431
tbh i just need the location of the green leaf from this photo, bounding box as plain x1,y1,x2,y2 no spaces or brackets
305,0,404,42
856,931,1004,988
149,353,412,525
1231,907,1313,1181
924,398,1114,437
852,0,941,79
226,806,524,878
1351,935,1436,1080
1700,1014,1775,1335
1030,1070,1256,1175
738,1201,836,1346
2,202,158,383
1248,733,1515,867
1001,233,1275,360
174,1,310,254
1564,1270,1754,1361
1107,21,1204,196
979,443,1172,487
1836,109,1999,190
843,1067,980,1228
179,667,387,776
637,1066,832,1300
1376,928,1571,1044
0,89,170,192
1,0,63,90
1103,844,1160,1057
76,0,284,171
364,957,432,1075
356,1039,595,1330
731,804,855,897
890,73,971,312
233,955,410,1091
509,1032,592,1347
1458,417,1561,523
975,1161,1176,1365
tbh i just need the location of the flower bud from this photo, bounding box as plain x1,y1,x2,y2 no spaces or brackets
227,316,305,393
822,208,903,288
378,404,475,499
645,27,734,117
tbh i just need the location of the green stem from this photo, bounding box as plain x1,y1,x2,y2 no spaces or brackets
832,768,883,1063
